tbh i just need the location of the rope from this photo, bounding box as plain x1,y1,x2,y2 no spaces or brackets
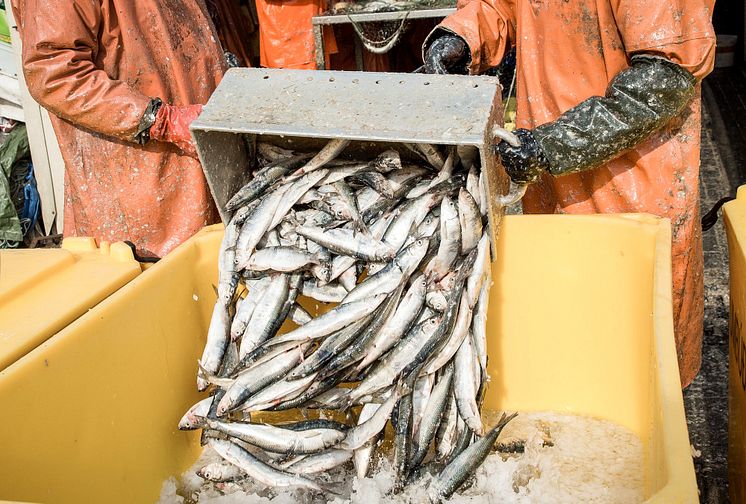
347,12,410,54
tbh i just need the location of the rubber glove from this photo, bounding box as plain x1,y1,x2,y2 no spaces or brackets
494,129,550,184
423,30,470,75
494,56,696,182
149,104,203,157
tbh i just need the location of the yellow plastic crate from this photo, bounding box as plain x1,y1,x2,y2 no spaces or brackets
0,239,141,371
0,215,695,503
724,187,746,504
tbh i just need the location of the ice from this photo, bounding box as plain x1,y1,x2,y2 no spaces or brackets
158,412,643,504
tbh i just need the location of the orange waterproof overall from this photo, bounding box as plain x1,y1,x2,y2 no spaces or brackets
254,0,390,70
12,0,226,257
438,0,716,386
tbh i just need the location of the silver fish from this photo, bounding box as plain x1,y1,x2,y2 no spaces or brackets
198,300,231,391
333,180,368,232
207,420,342,454
435,395,459,461
427,413,518,503
178,397,214,430
286,138,350,181
411,373,435,437
411,364,454,469
268,294,386,346
297,225,396,263
454,333,483,436
235,187,289,270
269,169,330,231
349,317,441,403
246,247,322,273
286,449,353,475
217,343,309,415
230,277,272,341
466,166,480,209
424,293,472,375
197,461,244,482
458,188,482,254
239,274,290,360
341,387,400,450
466,233,490,308
353,403,382,478
301,279,348,303
209,439,330,492
355,273,427,371
428,149,456,189
426,196,461,281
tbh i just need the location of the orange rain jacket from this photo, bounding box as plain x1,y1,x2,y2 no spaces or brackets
254,0,389,71
12,0,226,257
255,0,336,69
437,0,715,386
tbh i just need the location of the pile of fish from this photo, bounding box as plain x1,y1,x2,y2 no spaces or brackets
179,139,516,502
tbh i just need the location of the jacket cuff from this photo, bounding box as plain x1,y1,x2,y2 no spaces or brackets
134,98,163,145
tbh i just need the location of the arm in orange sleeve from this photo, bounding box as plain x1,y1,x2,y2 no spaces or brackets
428,0,516,74
501,0,716,181
14,0,152,142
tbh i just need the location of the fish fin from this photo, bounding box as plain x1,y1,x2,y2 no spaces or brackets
197,360,232,388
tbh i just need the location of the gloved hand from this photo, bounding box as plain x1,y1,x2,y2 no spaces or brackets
494,128,551,184
424,31,469,75
149,104,203,157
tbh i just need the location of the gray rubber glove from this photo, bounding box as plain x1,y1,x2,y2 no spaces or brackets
532,55,697,176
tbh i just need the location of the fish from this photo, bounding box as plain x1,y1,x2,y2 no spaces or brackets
235,187,289,269
226,153,312,212
197,461,244,482
296,225,396,262
453,333,483,436
410,364,454,470
217,343,309,415
209,439,332,493
238,274,290,360
268,294,386,346
353,403,382,478
245,247,322,273
355,273,427,371
425,195,461,281
458,188,483,254
286,449,353,475
198,300,231,391
427,413,518,503
286,138,350,181
178,397,214,430
340,386,400,450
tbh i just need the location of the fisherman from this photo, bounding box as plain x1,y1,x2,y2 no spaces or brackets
11,0,226,257
424,1,715,387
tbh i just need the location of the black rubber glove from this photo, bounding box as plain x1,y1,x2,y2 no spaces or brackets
532,55,697,176
423,30,470,75
494,129,551,184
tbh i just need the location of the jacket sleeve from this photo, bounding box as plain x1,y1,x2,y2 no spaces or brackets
532,0,715,176
13,0,152,141
432,0,516,74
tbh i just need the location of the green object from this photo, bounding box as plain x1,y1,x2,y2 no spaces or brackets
533,56,696,176
0,124,31,243
0,6,10,44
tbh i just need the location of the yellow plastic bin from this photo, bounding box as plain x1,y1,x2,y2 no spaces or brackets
0,215,696,503
0,239,141,371
724,186,746,504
